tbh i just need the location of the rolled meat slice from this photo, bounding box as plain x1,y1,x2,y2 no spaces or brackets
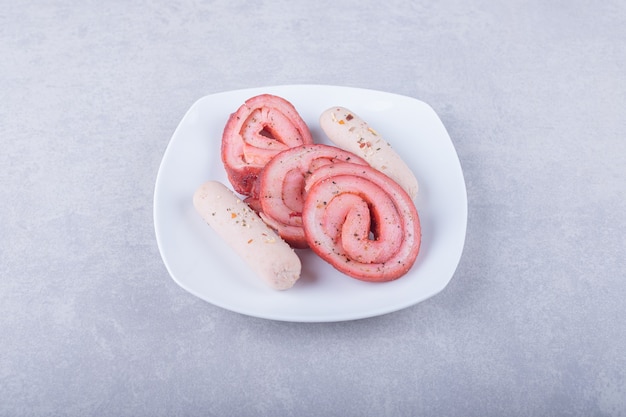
258,144,368,248
302,162,421,282
221,94,314,196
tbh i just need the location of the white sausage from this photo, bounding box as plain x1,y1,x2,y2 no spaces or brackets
193,181,301,290
319,107,419,200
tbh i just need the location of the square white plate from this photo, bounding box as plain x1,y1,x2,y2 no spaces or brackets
154,85,467,322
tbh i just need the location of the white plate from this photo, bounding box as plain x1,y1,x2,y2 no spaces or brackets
154,85,467,322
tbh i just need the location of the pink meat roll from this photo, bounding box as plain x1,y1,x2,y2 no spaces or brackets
258,144,368,248
302,162,421,282
221,94,313,196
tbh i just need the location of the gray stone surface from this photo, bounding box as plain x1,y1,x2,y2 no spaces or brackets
1,1,625,416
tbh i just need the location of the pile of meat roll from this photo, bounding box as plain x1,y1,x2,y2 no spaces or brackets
195,93,421,289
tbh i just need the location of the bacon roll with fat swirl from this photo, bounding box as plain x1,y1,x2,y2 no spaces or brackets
258,144,368,248
302,162,421,281
221,94,314,196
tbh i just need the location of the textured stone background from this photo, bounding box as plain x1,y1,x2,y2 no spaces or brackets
1,1,625,416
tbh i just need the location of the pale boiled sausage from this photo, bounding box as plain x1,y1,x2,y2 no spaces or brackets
193,180,301,290
319,106,418,200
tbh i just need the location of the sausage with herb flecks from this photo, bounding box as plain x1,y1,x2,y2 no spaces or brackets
193,180,301,290
319,106,419,200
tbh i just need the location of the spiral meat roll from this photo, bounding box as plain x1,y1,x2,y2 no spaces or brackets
258,144,368,248
221,94,314,196
302,162,421,281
